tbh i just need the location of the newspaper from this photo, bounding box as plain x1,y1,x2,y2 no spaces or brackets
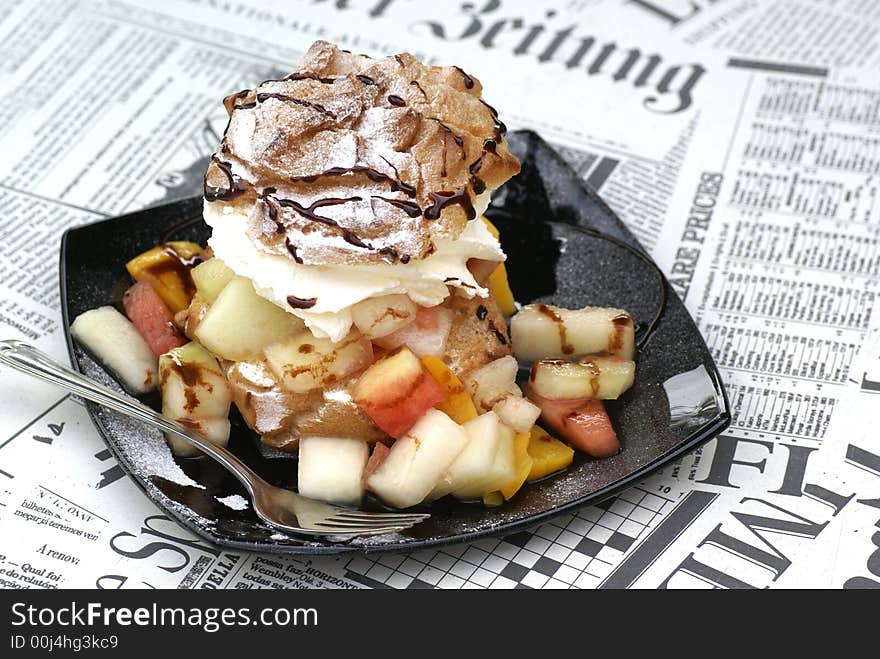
1,0,879,589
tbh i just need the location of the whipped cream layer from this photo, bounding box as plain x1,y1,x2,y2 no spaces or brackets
204,197,503,342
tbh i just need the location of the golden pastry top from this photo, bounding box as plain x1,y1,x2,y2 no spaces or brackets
204,40,520,266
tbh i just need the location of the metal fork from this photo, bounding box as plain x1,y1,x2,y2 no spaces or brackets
0,340,428,538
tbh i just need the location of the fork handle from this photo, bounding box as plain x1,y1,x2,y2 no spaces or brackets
0,339,265,497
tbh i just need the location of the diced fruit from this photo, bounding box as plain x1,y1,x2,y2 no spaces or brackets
122,281,187,356
493,395,541,433
526,426,574,480
562,400,619,457
499,431,533,500
529,356,635,400
488,263,516,316
264,331,373,394
70,306,158,394
480,215,501,240
373,305,454,357
479,218,516,315
159,342,232,419
366,409,469,508
452,422,516,500
421,355,478,424
352,347,445,438
168,417,231,458
297,436,369,506
462,355,520,413
126,241,203,313
194,276,305,361
528,393,583,433
191,258,234,303
482,491,504,506
528,392,620,458
511,304,635,361
183,293,210,340
365,442,390,479
429,411,502,500
351,294,417,339
158,341,232,457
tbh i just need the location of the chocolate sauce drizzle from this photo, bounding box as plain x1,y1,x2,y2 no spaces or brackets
467,138,499,195
387,94,406,107
291,164,416,198
284,238,303,263
410,79,428,99
286,295,317,309
432,120,465,178
488,320,508,345
378,246,398,263
163,244,205,268
266,200,282,233
204,157,250,201
371,196,422,218
454,66,475,89
356,74,376,85
272,195,374,250
480,100,507,143
424,189,475,221
255,92,336,119
223,89,250,114
285,71,336,84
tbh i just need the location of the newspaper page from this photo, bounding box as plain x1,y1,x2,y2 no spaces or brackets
1,0,879,590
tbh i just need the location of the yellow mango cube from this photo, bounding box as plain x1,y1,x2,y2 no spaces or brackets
126,241,204,313
480,217,516,316
499,431,533,500
481,216,501,240
489,264,516,316
526,426,575,481
482,491,504,506
421,355,479,424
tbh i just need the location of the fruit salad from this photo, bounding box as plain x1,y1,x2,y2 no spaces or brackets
70,40,636,510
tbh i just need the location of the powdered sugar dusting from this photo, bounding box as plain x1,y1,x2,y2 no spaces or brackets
217,494,249,511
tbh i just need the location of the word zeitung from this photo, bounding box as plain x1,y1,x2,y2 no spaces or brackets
318,0,708,114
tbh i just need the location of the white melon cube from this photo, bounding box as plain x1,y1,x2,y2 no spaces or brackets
191,258,234,303
71,306,158,394
297,436,370,506
530,356,635,400
351,294,417,339
366,409,469,508
167,417,231,458
158,341,232,458
264,331,373,394
462,355,520,412
493,395,541,433
452,423,516,500
430,411,502,500
159,342,232,420
511,304,635,361
194,276,304,361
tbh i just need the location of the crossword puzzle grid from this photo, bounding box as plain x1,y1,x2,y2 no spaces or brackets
343,487,676,589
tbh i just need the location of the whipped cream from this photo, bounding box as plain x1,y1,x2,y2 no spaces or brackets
204,197,504,342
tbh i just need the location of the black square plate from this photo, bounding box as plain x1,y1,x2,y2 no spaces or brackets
60,131,730,555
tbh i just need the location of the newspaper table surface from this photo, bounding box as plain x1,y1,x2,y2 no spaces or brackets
1,0,879,590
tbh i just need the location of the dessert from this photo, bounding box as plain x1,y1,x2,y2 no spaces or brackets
71,41,638,511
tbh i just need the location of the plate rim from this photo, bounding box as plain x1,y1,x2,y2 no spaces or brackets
59,205,730,556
